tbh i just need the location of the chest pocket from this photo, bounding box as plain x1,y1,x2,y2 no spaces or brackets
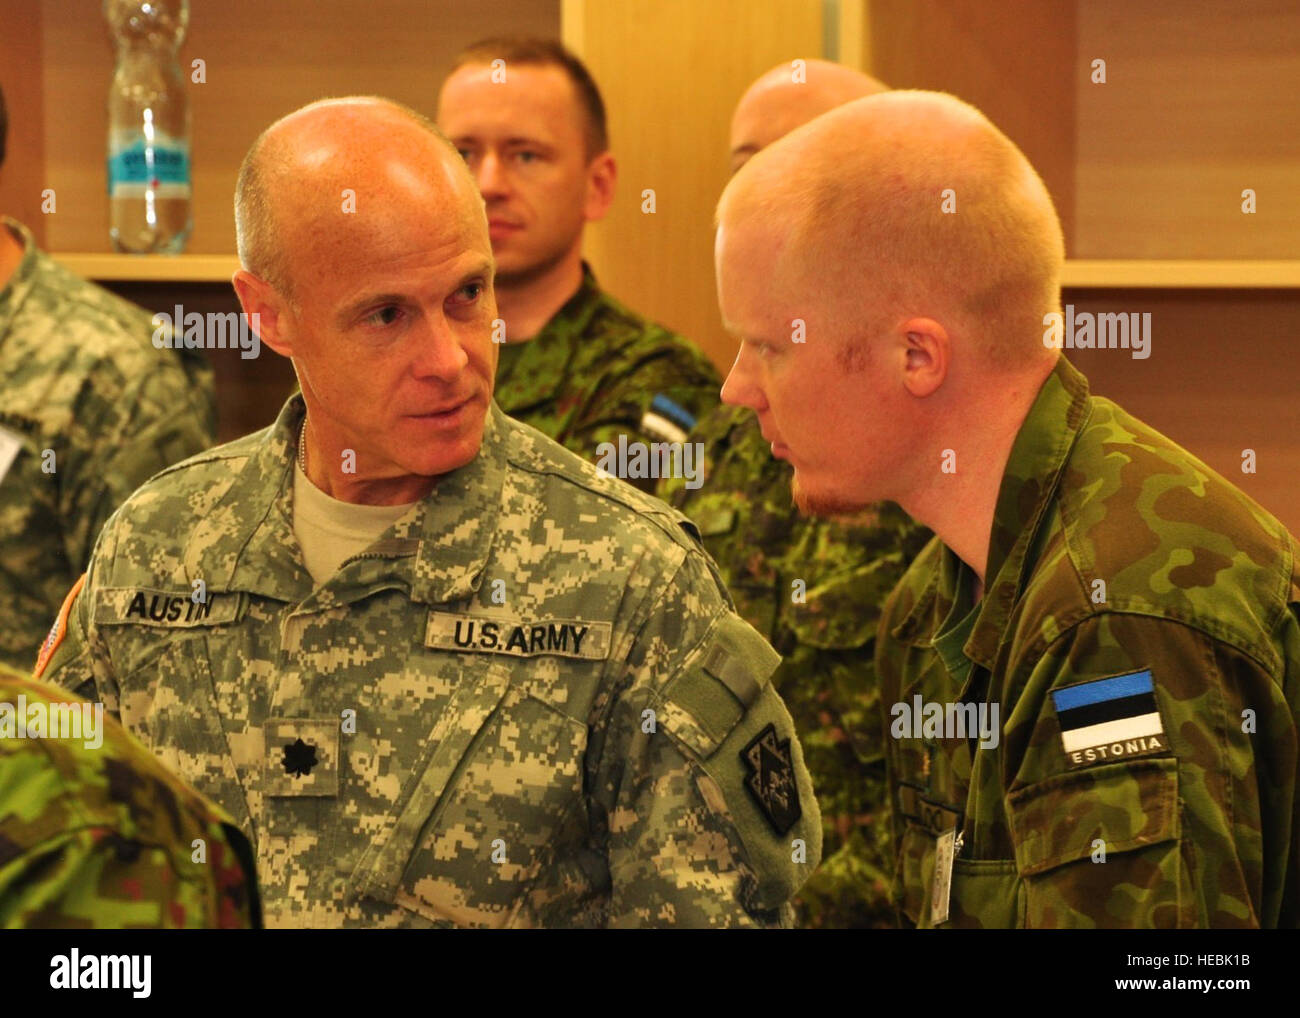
122,635,254,834
1005,757,1192,928
350,658,589,928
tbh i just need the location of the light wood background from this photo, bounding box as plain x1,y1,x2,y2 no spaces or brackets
860,0,1078,253
564,0,825,372
1074,0,1300,258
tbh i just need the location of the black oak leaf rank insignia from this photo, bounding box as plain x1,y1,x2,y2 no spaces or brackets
282,738,318,777
740,723,801,835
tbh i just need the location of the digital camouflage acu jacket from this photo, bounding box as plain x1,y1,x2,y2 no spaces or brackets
877,355,1300,928
0,217,215,670
494,263,721,492
0,662,259,928
39,397,821,927
661,403,930,927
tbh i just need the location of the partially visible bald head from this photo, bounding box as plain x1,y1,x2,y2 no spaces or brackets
729,59,887,172
234,97,482,301
719,90,1064,368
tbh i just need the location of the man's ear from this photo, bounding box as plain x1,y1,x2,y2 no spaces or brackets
583,151,616,222
900,317,950,398
232,269,294,359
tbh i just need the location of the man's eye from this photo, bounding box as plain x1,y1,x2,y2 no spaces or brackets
516,151,539,164
450,283,483,305
365,306,403,327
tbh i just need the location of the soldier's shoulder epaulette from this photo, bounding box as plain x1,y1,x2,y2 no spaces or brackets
1051,397,1294,658
29,251,160,348
500,413,704,554
122,424,267,495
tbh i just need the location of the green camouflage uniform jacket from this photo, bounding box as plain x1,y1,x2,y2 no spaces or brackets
660,404,931,927
494,264,721,492
0,217,216,671
0,662,260,928
876,355,1300,928
40,395,821,928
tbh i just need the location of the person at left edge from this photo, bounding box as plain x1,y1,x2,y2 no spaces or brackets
437,36,722,491
0,82,215,671
38,96,821,928
0,658,260,928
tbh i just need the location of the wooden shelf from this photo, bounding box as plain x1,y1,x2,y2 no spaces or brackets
53,253,1300,290
53,252,240,283
1061,260,1300,289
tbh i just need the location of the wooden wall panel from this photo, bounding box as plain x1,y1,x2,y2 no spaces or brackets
0,0,45,244
39,0,560,254
862,0,1077,253
564,0,824,373
1063,287,1300,535
1075,0,1300,258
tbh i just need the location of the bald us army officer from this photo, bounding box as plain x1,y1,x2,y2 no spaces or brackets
37,96,820,928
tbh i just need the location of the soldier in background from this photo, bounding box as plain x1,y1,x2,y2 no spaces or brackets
40,97,820,928
661,60,931,928
437,37,721,491
0,82,216,671
0,658,259,928
718,89,1300,927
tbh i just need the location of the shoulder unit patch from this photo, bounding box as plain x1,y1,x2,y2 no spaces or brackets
740,723,802,835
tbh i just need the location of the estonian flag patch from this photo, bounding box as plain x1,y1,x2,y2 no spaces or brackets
1050,669,1168,769
641,394,696,444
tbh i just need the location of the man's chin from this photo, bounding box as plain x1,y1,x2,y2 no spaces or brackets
791,476,873,518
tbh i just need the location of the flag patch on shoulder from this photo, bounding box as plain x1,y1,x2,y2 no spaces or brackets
1051,669,1167,769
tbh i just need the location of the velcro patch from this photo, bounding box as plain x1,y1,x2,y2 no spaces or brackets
425,612,611,661
740,723,802,836
263,719,340,797
1051,669,1168,769
33,574,86,678
95,587,241,628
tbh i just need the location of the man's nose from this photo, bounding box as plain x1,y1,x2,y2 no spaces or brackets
720,346,767,411
410,314,471,382
476,150,510,199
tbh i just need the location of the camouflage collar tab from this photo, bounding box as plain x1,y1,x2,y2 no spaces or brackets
546,260,604,338
890,359,1091,660
426,611,612,660
967,357,1093,666
94,587,244,628
493,264,603,409
186,396,505,606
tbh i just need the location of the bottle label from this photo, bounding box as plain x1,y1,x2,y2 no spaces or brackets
107,133,191,199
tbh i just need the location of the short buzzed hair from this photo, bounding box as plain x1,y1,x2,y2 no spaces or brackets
451,36,609,158
731,91,1064,370
234,96,459,301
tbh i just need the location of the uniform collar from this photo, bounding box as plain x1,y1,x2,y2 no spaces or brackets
0,217,43,345
891,356,1093,669
542,260,603,339
189,395,506,607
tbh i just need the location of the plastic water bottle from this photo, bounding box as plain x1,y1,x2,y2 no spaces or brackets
105,0,192,254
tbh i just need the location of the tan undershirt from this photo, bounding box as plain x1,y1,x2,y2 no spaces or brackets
292,462,418,586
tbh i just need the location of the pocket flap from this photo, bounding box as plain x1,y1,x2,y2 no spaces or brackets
1006,757,1179,876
